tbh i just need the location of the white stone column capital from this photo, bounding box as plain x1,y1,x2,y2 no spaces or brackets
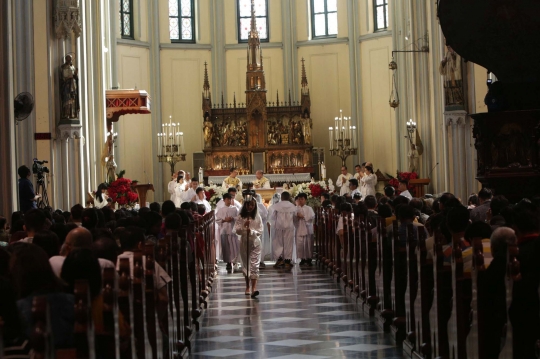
57,123,82,141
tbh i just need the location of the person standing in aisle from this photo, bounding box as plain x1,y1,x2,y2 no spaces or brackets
294,193,315,266
235,190,263,298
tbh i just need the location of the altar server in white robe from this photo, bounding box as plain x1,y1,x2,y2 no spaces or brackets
294,193,315,266
336,166,353,196
214,187,242,261
173,174,187,207
181,177,199,203
347,178,362,200
216,193,239,272
271,191,297,270
195,187,211,213
267,193,280,262
168,171,179,202
255,193,269,267
234,190,263,297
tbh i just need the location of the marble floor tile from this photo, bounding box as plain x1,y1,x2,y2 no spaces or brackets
191,263,402,358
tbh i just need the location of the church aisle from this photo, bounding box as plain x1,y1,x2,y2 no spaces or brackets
190,264,403,358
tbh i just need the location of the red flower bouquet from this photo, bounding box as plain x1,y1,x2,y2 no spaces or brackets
308,183,327,198
388,171,418,195
107,177,139,207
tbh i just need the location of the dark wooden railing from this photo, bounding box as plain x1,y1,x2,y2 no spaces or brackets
314,206,525,359
15,211,217,359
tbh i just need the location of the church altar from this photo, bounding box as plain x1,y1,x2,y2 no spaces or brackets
201,4,314,176
208,173,311,186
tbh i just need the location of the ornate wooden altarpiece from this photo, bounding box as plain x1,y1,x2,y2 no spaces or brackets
202,3,313,177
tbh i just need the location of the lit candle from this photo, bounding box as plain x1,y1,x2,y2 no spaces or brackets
334,117,339,140
344,117,349,140
179,132,185,154
157,134,160,156
329,127,333,150
352,126,356,148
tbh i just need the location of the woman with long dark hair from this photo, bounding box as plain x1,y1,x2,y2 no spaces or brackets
235,190,263,298
94,183,109,209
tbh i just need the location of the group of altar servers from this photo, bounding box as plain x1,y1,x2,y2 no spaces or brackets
167,169,315,271
216,188,315,271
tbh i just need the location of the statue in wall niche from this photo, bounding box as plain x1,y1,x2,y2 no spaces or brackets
439,45,464,107
408,144,420,173
291,120,304,144
302,115,312,145
203,117,213,148
60,54,80,120
267,122,277,145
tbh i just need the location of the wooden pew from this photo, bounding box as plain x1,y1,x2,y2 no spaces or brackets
374,217,387,327
178,226,192,353
391,220,407,344
98,267,119,359
144,243,162,359
73,280,94,359
358,216,368,312
169,231,188,356
366,217,380,316
404,223,419,357
117,258,136,359
429,230,452,358
188,221,202,332
340,212,353,293
161,235,178,359
380,219,395,332
352,215,362,302
31,296,53,359
413,224,433,359
132,250,150,359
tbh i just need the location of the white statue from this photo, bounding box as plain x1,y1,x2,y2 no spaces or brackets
408,144,419,173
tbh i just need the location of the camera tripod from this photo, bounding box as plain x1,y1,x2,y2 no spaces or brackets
36,174,50,209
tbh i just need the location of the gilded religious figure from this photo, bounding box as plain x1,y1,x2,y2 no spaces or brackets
302,116,312,145
267,122,277,145
439,45,464,107
60,54,80,119
203,117,213,148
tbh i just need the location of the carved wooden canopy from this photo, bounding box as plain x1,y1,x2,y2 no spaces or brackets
105,89,151,131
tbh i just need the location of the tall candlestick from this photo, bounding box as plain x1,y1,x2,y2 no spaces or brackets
180,132,185,154
329,127,333,150
352,126,356,148
334,117,339,140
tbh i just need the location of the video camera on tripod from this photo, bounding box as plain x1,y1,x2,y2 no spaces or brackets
32,159,49,181
32,159,50,208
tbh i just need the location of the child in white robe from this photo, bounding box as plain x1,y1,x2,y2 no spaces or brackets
270,191,297,269
294,193,315,266
216,193,239,272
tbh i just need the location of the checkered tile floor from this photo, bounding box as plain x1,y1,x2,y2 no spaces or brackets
190,263,403,358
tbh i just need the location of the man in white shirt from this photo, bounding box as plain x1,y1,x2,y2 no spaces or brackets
215,187,243,211
194,187,211,213
222,167,243,190
336,166,353,196
215,193,239,272
253,170,271,189
271,191,297,269
294,193,315,266
50,227,115,276
181,177,200,203
398,179,413,200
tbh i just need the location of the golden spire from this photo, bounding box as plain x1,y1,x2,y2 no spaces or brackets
249,0,257,38
203,61,210,94
301,58,309,94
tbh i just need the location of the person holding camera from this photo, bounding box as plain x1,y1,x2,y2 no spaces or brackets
18,165,41,213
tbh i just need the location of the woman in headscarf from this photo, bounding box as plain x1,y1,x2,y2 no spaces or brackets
235,190,263,298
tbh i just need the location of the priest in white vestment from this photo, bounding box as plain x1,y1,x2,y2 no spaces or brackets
294,193,315,266
216,193,239,272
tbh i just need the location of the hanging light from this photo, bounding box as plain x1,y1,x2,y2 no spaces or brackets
389,57,400,109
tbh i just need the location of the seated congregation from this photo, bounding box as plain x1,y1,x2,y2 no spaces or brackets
0,185,539,358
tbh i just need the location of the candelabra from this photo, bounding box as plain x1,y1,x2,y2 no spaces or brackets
157,115,186,176
328,110,357,167
406,119,417,146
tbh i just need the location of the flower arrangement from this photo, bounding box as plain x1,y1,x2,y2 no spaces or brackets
204,184,227,209
289,180,333,207
107,177,139,207
388,171,418,195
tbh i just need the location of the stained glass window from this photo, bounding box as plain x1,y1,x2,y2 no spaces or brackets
169,0,195,42
120,0,133,39
311,0,337,39
238,0,268,42
374,0,389,31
